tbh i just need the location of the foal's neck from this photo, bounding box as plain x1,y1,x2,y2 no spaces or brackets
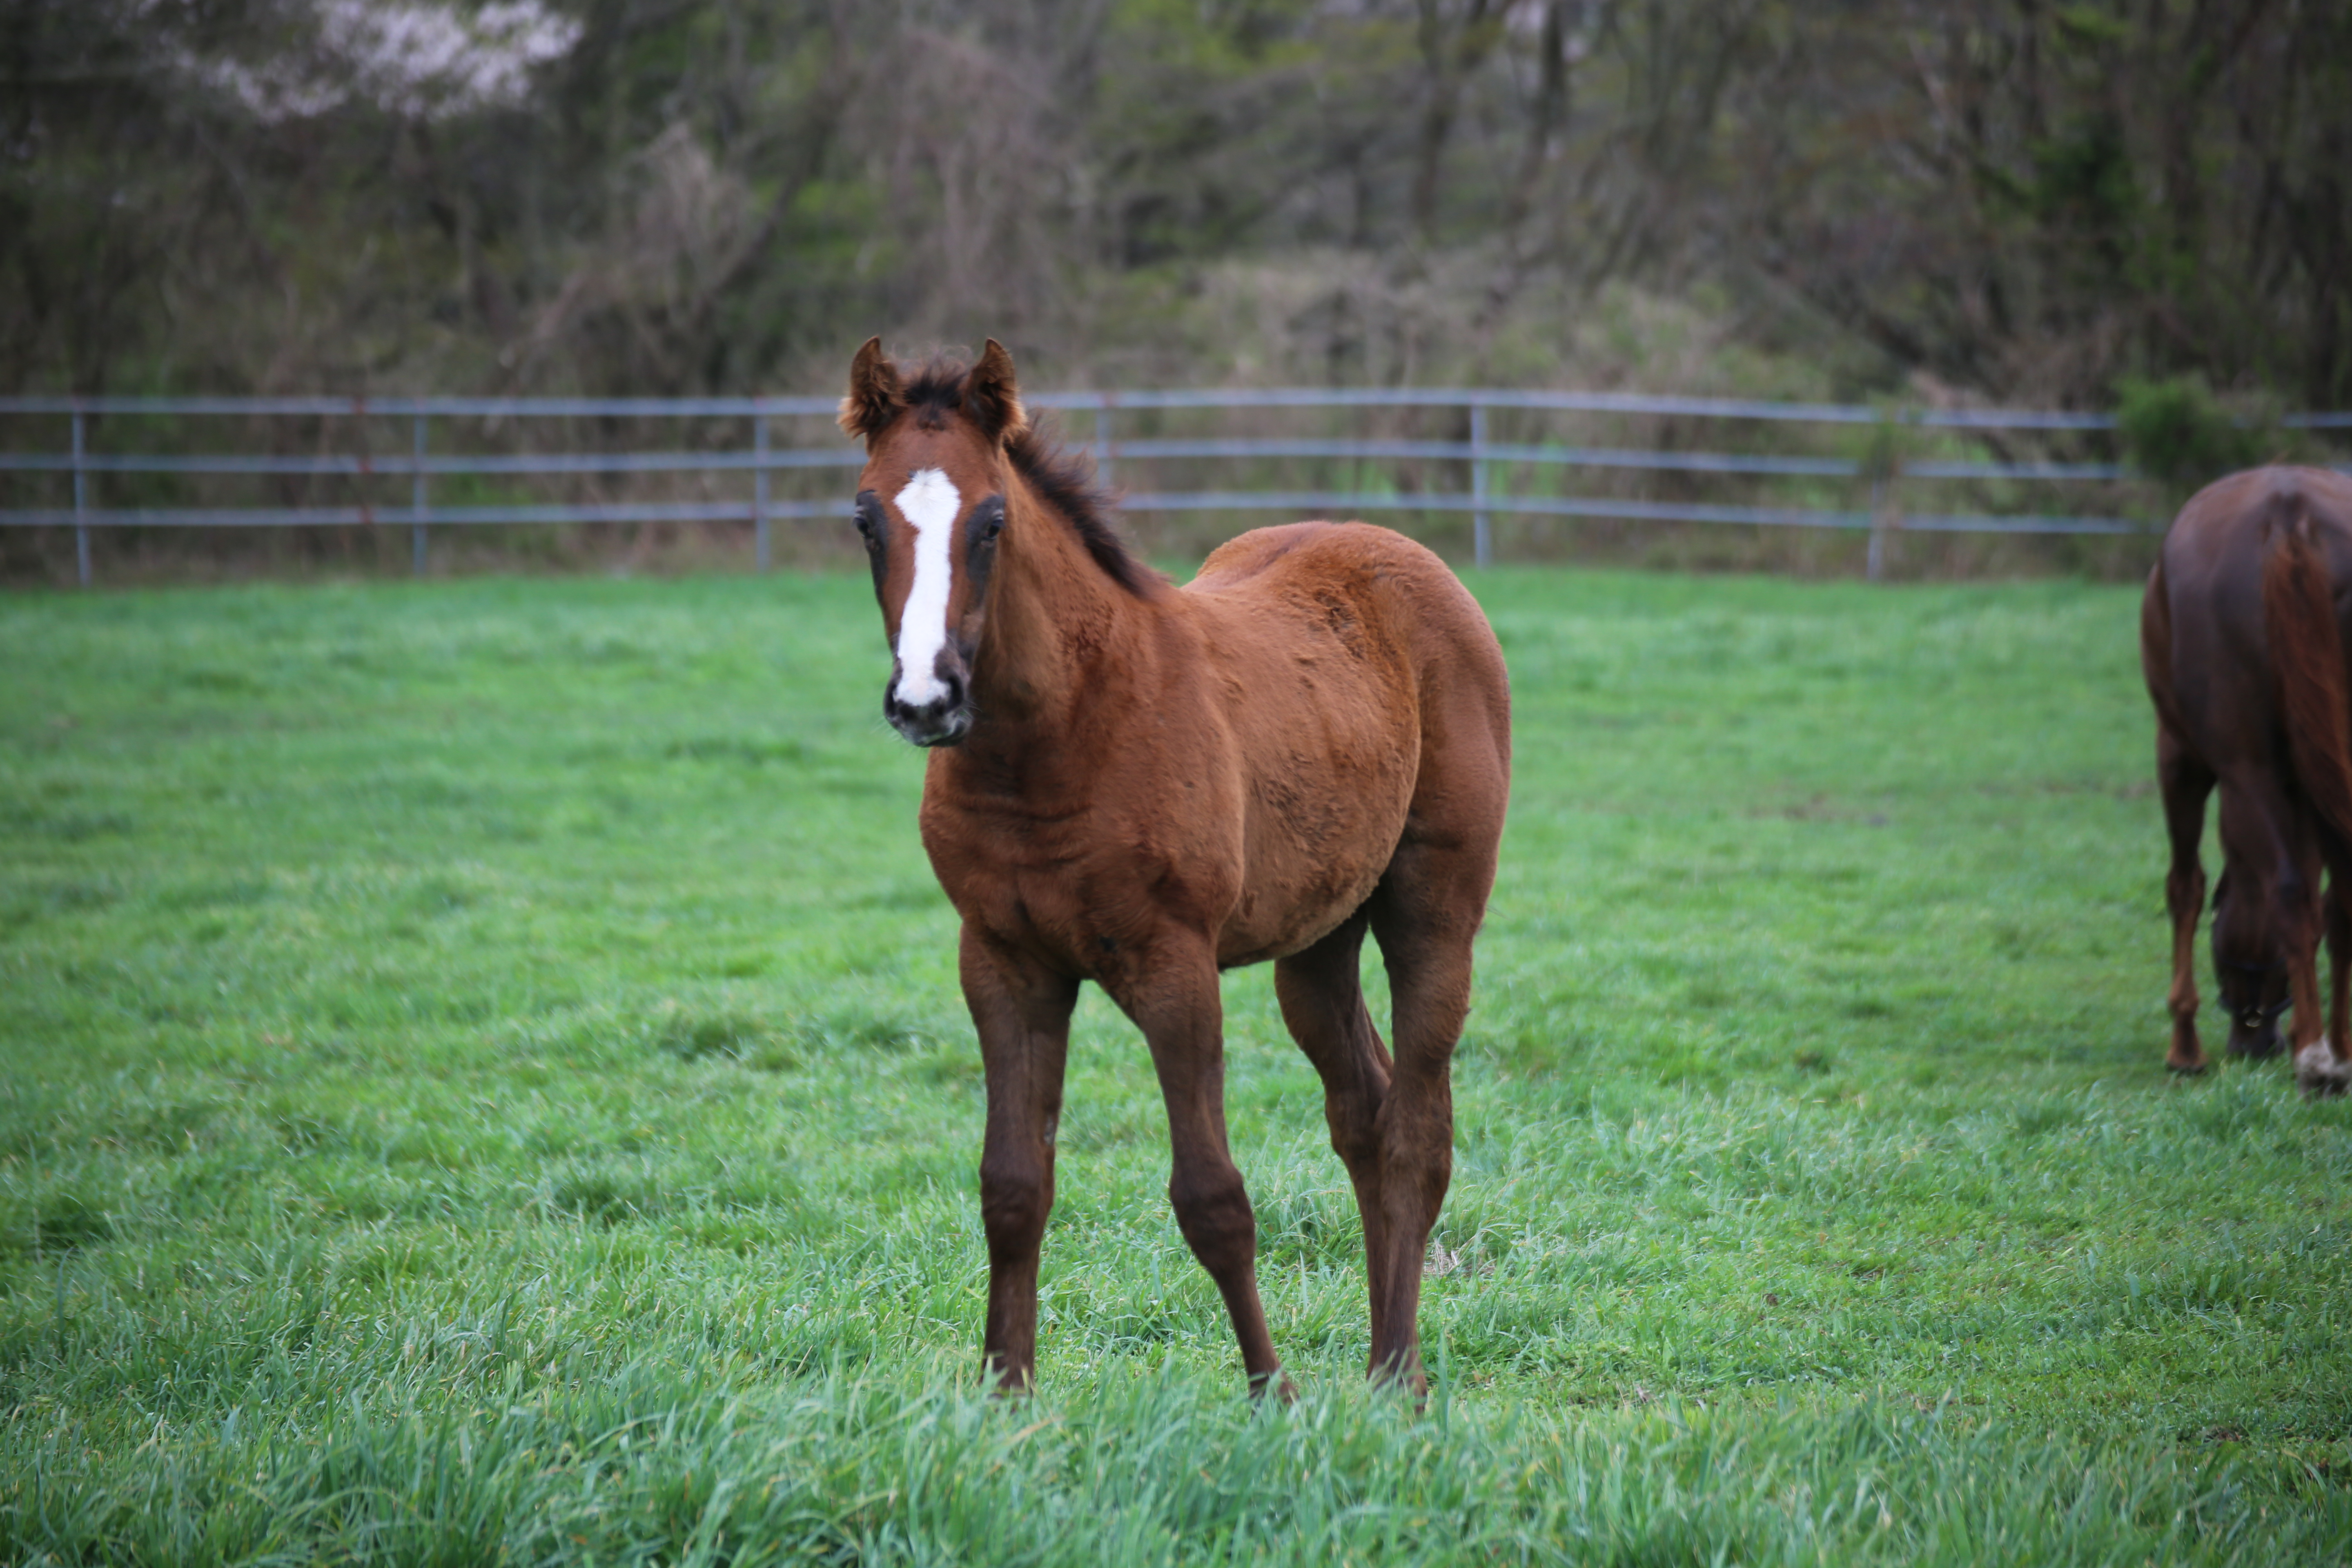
967,475,1151,752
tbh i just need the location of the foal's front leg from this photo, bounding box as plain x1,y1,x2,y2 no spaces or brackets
961,925,1078,1390
1110,938,1286,1393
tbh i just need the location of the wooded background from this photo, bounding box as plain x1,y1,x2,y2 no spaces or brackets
8,0,2349,411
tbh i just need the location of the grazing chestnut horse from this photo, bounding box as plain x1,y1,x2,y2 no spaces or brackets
2143,466,2352,1094
839,339,1511,1394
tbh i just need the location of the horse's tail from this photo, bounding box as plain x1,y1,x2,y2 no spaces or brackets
2262,504,2352,880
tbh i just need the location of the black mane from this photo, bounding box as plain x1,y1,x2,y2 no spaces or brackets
901,356,1157,599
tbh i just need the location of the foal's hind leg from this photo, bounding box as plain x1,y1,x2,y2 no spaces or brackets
1359,831,1499,1396
1274,907,1396,1356
2158,724,2215,1073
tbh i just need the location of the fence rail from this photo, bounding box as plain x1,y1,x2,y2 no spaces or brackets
5,388,2341,585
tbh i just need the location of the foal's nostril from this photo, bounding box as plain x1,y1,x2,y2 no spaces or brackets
883,666,972,747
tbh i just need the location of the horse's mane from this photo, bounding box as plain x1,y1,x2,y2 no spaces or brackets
901,357,1157,598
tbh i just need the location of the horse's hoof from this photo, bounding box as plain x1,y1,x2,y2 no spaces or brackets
2294,1044,2351,1097
2166,1058,2209,1076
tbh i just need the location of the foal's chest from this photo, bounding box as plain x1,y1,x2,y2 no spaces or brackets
918,781,1223,964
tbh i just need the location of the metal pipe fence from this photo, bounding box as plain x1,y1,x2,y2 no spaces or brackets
5,388,2341,586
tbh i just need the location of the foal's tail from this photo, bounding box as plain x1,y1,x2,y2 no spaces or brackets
2263,505,2352,880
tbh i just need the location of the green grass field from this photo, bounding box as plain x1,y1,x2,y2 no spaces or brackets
4,565,2350,1565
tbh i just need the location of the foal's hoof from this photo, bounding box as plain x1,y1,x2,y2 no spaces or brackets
2295,1044,2352,1098
1250,1370,1297,1405
1366,1362,1430,1409
2165,1056,2208,1076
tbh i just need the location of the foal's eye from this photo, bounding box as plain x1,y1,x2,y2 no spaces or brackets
976,506,1004,543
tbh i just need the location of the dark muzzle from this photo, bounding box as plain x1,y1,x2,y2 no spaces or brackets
884,661,971,747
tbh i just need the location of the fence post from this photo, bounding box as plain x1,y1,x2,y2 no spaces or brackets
753,402,771,572
1471,400,1491,569
1094,396,1115,486
71,407,90,588
1864,412,1907,583
1866,477,1906,582
410,415,429,576
1865,479,1882,581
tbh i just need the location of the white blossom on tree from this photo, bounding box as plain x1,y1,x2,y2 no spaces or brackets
186,1,583,123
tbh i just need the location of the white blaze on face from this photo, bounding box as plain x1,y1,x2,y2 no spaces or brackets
891,467,963,706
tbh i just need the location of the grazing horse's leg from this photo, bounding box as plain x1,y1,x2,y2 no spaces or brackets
2158,724,2215,1073
2288,870,2330,1065
2329,886,2352,1063
1111,943,1285,1392
961,925,1079,1392
1273,907,1397,1356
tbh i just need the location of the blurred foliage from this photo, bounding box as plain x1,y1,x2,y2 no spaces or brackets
3,1,2350,408
2113,375,2274,496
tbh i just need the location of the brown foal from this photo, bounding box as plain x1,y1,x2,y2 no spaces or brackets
840,339,1512,1393
2143,466,2352,1094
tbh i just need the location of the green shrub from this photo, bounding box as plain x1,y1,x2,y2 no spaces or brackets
2113,374,2271,492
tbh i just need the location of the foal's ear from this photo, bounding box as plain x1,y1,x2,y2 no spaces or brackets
962,338,1029,444
838,337,904,443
